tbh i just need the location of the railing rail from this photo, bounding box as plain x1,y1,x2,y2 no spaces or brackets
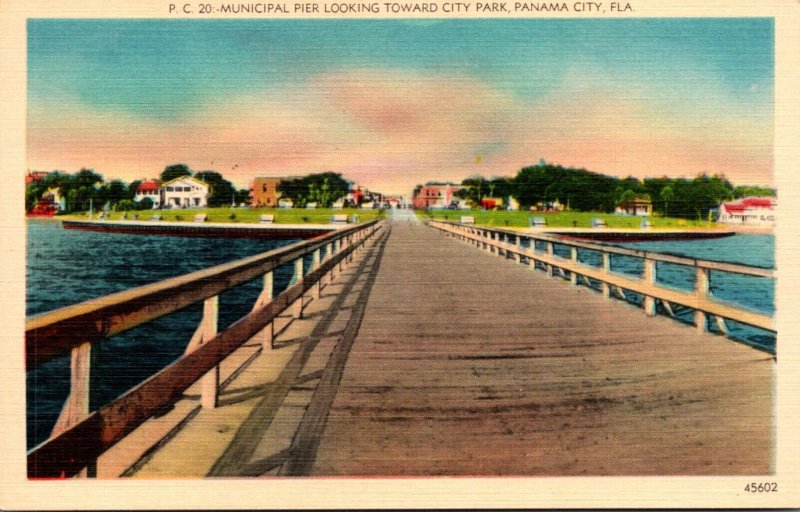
27,220,384,478
429,220,775,337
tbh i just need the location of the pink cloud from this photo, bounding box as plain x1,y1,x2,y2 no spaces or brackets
27,70,773,196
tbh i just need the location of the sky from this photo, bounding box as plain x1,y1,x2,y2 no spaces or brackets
27,18,774,196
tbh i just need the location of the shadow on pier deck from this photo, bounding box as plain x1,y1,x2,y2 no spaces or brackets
124,219,773,477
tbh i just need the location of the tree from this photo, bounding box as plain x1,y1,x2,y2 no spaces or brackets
733,185,776,198
128,180,143,199
117,199,134,211
659,186,674,216
277,172,349,208
277,177,309,207
135,197,154,210
618,189,636,206
195,170,236,207
235,188,250,206
97,179,129,209
160,164,192,183
305,172,349,207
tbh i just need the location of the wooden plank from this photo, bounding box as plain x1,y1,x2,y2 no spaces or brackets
309,221,773,476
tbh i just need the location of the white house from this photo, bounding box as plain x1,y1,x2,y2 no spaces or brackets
161,176,210,208
134,180,161,208
718,196,776,226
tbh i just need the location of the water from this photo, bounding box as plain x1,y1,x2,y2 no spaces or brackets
523,233,775,353
26,220,305,450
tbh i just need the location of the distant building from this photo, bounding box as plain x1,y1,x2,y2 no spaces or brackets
481,197,503,210
718,196,776,226
25,171,48,185
161,176,210,208
412,183,463,209
135,180,161,208
251,177,284,208
616,196,653,217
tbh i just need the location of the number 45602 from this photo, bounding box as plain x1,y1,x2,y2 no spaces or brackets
744,482,777,492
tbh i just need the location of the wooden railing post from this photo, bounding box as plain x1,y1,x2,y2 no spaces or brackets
570,247,579,285
546,242,554,276
312,248,322,300
331,240,339,279
695,267,709,331
515,236,523,263
184,295,220,409
292,257,304,319
52,341,96,476
643,258,656,316
200,296,220,408
252,271,274,350
601,252,611,299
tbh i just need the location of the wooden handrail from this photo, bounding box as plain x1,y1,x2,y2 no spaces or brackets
429,220,775,335
443,222,774,278
27,220,385,478
26,221,378,369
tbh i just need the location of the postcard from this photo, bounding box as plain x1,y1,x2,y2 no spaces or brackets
1,0,799,509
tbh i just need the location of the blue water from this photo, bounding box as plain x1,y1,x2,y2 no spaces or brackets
26,220,307,450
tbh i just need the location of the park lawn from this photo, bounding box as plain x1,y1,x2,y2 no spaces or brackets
417,209,719,229
60,207,386,224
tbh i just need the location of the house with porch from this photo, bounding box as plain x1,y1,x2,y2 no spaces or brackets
616,196,653,217
161,176,210,209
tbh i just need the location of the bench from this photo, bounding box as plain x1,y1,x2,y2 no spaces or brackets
259,214,274,224
349,214,359,224
331,214,348,224
460,215,475,225
150,214,162,222
640,218,651,229
193,213,207,223
529,216,547,227
591,218,607,228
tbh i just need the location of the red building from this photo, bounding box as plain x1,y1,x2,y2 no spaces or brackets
412,183,463,209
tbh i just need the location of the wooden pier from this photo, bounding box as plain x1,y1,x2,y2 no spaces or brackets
26,216,775,477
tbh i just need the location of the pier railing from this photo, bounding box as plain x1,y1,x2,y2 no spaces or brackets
429,220,775,344
26,220,384,478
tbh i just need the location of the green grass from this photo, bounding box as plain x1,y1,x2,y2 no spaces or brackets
61,207,386,224
416,209,719,229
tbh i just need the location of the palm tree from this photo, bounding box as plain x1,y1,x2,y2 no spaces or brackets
660,186,674,217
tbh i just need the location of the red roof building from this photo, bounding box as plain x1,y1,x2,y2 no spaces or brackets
135,180,162,208
718,196,776,226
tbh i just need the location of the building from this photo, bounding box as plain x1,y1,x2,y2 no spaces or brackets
616,196,653,217
134,180,161,208
161,176,210,208
718,196,776,226
481,197,503,210
25,171,48,185
251,177,284,208
412,183,463,209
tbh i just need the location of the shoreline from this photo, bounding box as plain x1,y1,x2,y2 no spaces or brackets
58,218,344,240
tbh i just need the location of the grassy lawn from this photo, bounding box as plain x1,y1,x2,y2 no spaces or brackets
60,207,387,224
417,209,719,229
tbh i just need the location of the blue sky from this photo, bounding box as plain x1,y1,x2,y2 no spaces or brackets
27,18,774,193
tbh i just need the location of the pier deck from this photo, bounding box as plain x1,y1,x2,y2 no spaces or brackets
127,218,773,477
